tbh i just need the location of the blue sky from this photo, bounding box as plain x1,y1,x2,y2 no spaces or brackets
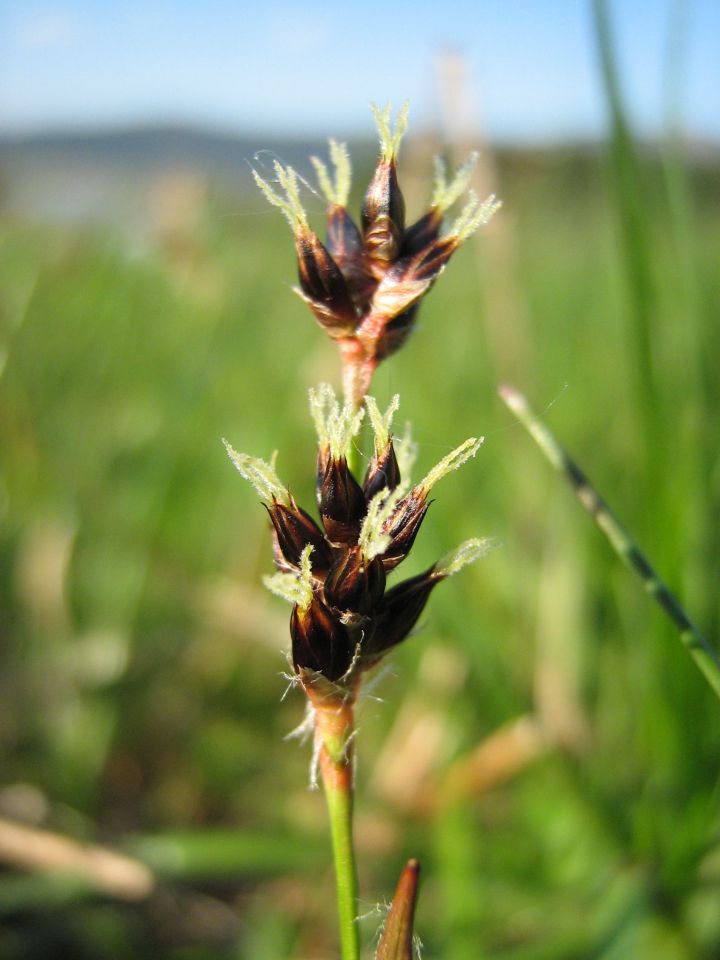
1,0,718,142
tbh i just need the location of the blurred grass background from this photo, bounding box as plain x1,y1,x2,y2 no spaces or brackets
2,16,720,960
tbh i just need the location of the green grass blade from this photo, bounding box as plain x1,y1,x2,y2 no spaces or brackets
591,0,661,451
499,384,720,700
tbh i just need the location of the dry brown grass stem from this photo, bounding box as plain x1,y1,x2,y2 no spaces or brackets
0,815,155,901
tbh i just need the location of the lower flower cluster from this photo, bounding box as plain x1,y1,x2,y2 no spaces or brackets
225,385,490,699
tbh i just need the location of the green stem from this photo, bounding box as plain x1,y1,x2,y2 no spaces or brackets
347,422,364,481
340,346,373,483
323,766,360,960
499,384,720,701
316,701,360,960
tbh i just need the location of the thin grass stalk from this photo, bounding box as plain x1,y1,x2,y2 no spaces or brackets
591,0,662,471
660,0,702,346
499,384,720,700
658,0,713,627
434,48,531,387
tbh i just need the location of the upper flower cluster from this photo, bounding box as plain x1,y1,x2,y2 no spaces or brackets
225,385,490,703
253,104,501,406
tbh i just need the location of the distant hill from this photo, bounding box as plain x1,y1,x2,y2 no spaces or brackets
1,124,717,228
0,125,353,179
0,125,377,226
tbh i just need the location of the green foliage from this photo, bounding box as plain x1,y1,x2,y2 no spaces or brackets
1,128,719,958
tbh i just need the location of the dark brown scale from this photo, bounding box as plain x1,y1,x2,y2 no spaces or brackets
266,496,332,575
318,456,367,545
363,566,442,659
326,205,364,264
401,209,442,257
323,546,386,615
374,304,419,362
406,236,457,282
326,206,377,314
295,231,357,333
380,491,431,570
291,598,354,681
362,161,405,264
363,439,401,501
315,448,329,507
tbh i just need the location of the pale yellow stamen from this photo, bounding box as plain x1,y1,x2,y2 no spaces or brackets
435,537,496,577
418,437,483,495
223,439,288,505
358,487,403,560
311,139,352,207
263,544,314,610
253,160,308,233
430,153,478,212
365,394,400,455
309,383,364,460
370,102,409,162
445,191,502,242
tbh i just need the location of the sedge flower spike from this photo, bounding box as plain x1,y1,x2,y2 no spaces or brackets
225,386,489,704
253,104,501,406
